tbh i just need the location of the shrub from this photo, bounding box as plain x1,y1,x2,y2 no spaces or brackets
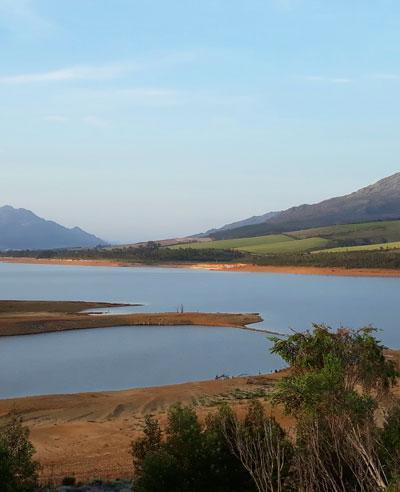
220,400,293,492
380,403,400,486
270,325,398,491
132,404,256,492
0,414,39,492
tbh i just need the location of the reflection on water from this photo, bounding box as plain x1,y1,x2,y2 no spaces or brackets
0,325,282,398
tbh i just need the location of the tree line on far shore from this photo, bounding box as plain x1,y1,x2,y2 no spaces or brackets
0,241,244,263
2,241,400,269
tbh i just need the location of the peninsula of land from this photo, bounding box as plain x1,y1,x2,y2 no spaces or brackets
0,300,264,337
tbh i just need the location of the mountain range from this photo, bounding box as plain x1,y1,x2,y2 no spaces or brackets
2,173,400,250
209,172,400,239
0,206,106,250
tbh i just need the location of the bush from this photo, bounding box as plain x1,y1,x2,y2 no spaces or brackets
380,403,400,486
132,404,256,492
221,400,293,492
0,414,39,492
270,325,398,491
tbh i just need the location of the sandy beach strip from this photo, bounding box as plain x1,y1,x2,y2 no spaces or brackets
2,256,400,277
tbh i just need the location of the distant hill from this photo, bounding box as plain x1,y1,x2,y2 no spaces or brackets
210,173,400,239
204,211,280,236
0,205,106,250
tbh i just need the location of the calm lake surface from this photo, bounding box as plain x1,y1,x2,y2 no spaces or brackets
0,263,399,398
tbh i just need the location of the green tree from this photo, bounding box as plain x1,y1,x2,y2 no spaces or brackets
0,414,39,492
132,404,255,492
270,325,398,492
131,415,162,475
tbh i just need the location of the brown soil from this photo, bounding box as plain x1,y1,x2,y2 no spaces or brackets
189,263,400,277
1,360,397,484
0,372,291,483
0,300,263,337
0,339,397,483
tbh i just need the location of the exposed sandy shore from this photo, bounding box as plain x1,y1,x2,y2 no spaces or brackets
0,373,291,483
0,300,264,337
0,257,129,267
1,256,400,277
189,262,400,278
1,353,398,483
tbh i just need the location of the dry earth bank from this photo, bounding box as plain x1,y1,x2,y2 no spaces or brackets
0,300,264,337
2,256,400,277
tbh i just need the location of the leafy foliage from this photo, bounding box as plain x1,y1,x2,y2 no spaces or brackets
220,401,293,492
0,242,244,263
270,325,398,418
131,404,256,492
379,404,400,485
0,414,39,492
270,326,399,491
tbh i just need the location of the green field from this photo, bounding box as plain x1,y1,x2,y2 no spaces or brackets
315,241,400,254
236,237,330,254
170,220,400,256
288,220,400,243
171,234,330,254
171,234,293,250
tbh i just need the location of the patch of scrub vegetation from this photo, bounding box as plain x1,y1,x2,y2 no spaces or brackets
0,242,245,264
251,250,400,269
316,240,400,253
191,388,269,408
288,220,400,244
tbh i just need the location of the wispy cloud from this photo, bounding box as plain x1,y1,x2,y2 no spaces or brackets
0,0,53,36
0,63,134,85
0,51,196,85
81,87,181,107
303,75,352,84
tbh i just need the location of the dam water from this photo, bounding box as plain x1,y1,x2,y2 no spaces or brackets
0,262,399,398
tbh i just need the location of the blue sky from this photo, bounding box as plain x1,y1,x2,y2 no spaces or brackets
1,0,400,242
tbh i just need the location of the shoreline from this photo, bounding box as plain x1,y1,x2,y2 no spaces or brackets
0,256,130,268
0,373,290,482
189,262,400,277
0,300,265,337
1,256,400,277
1,351,397,482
